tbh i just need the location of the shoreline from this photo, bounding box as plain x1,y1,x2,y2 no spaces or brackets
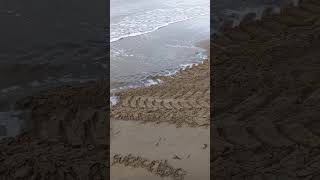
110,40,210,179
1,0,319,179
110,39,210,105
110,10,209,95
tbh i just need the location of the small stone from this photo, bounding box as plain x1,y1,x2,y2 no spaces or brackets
202,144,208,149
172,155,181,160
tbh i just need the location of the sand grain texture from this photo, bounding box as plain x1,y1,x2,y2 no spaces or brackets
111,60,210,127
2,0,320,179
110,58,210,179
211,0,320,179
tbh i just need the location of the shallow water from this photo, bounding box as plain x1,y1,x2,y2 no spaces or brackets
0,111,25,138
110,0,297,91
0,0,297,138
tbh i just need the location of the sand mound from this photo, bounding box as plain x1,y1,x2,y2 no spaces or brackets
110,57,210,179
211,0,320,179
0,81,109,179
111,60,210,127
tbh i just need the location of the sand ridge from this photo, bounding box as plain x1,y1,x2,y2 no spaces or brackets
2,0,320,179
0,81,109,179
111,60,210,128
112,154,187,180
110,46,210,179
211,0,320,179
110,119,210,180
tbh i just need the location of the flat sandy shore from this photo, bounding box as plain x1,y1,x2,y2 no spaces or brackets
3,0,320,179
110,50,210,179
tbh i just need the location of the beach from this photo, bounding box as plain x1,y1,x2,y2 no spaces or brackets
110,0,320,179
211,0,320,179
110,2,210,177
110,0,209,92
110,57,210,180
0,0,109,178
2,0,319,179
0,0,107,138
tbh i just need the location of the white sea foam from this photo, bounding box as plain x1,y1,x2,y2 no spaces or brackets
1,86,20,93
111,6,209,43
110,96,119,106
144,79,161,87
181,63,195,71
111,47,134,58
0,111,25,138
165,44,196,49
223,5,281,27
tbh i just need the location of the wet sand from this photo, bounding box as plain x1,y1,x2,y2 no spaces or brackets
110,120,209,180
110,43,210,179
211,0,320,179
0,0,109,178
109,1,320,179
0,81,109,179
2,0,319,179
110,16,209,92
111,59,209,127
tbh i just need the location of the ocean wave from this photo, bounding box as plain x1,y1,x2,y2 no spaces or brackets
111,6,209,43
110,51,207,94
0,111,25,138
111,47,134,58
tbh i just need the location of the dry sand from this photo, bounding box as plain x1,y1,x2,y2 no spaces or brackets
110,57,210,179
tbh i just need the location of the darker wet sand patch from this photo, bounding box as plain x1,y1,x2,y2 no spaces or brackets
112,154,186,180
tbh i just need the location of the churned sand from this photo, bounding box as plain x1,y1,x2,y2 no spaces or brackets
110,51,210,179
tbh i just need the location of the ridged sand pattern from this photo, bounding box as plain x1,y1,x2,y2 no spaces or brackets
111,60,210,128
2,0,320,179
112,154,187,180
212,0,320,179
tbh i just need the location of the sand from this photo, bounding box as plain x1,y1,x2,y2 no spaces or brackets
110,53,210,179
111,60,209,127
0,0,107,114
0,56,211,179
0,0,108,175
2,0,320,179
110,120,209,180
111,0,320,179
0,81,109,179
211,0,320,179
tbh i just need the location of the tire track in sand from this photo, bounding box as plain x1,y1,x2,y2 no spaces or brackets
111,60,210,128
212,0,320,179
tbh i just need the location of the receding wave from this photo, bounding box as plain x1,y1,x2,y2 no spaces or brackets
110,6,209,43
